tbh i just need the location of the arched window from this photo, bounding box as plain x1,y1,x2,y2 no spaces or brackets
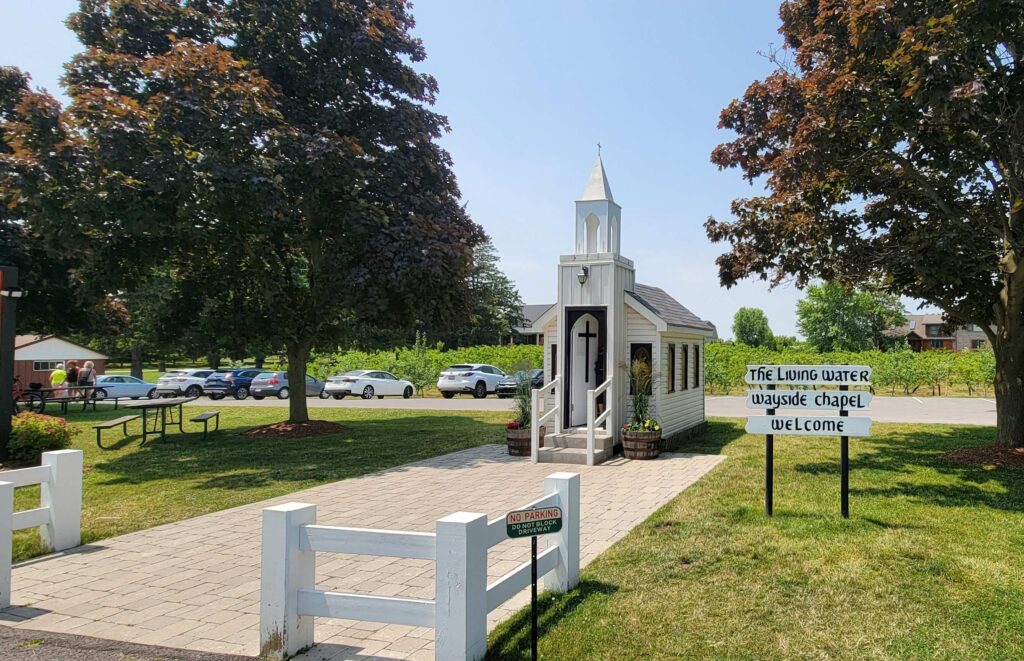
585,214,600,253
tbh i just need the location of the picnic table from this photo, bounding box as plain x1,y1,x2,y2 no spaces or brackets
120,396,198,442
37,386,103,414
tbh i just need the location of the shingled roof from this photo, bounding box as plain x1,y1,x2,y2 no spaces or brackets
628,283,715,333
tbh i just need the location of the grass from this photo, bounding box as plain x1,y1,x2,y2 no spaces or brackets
7,406,506,562
488,419,1024,660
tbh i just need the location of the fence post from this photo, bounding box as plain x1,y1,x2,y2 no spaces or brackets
41,449,83,552
543,472,580,593
0,481,12,609
260,502,316,660
435,512,488,661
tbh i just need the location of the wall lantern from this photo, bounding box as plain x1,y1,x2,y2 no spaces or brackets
577,266,589,286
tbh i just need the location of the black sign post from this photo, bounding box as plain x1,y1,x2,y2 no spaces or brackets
840,384,850,518
765,383,775,517
506,506,563,661
0,266,19,463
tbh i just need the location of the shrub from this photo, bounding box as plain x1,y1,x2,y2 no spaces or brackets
8,413,78,463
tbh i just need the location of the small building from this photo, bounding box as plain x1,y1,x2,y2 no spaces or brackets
520,155,716,464
887,314,988,351
13,335,109,387
512,305,554,345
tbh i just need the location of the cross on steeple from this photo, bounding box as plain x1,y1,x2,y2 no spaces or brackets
597,142,601,156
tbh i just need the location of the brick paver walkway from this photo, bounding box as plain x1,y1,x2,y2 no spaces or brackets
0,445,722,660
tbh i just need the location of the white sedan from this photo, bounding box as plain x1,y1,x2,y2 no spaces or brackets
94,375,159,400
324,370,415,400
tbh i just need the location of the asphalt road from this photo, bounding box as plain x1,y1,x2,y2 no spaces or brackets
0,626,248,661
163,393,998,425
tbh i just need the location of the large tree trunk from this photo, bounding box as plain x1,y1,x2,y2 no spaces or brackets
254,353,265,370
286,340,310,423
130,343,144,380
994,336,1024,447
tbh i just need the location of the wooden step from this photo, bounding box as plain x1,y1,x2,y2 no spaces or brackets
545,431,614,451
537,446,613,466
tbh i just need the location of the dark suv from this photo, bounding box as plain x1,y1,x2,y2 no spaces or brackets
204,368,262,400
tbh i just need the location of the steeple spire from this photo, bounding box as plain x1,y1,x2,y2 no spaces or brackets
579,153,614,202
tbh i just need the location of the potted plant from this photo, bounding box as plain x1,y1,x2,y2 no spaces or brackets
506,369,544,455
622,359,661,459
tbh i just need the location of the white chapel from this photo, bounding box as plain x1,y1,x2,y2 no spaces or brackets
522,155,717,465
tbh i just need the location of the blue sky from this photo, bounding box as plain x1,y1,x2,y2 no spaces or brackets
0,1,902,337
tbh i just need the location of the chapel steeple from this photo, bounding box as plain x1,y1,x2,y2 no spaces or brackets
575,153,621,256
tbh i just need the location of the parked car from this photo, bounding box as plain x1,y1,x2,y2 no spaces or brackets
250,371,325,400
324,370,415,400
495,369,545,398
204,368,263,400
155,368,215,397
93,375,159,400
436,363,507,399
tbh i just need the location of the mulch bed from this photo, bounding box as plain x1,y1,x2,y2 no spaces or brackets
943,444,1024,469
242,420,351,439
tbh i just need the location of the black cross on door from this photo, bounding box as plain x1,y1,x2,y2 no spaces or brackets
578,321,597,382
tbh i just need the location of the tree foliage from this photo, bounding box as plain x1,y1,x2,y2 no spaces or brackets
456,238,523,346
732,307,774,347
3,1,484,422
795,282,906,352
705,1,1024,445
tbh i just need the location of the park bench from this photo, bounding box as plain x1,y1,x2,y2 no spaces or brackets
94,415,140,449
189,411,221,440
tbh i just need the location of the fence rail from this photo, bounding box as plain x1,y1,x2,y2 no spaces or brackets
260,472,580,661
0,449,83,608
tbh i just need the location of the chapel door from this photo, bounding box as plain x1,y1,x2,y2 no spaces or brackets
569,313,600,427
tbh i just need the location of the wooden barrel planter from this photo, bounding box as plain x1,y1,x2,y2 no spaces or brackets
506,427,544,456
623,430,662,460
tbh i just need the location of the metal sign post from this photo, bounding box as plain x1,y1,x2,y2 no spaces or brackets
745,365,872,518
506,506,563,661
0,266,20,463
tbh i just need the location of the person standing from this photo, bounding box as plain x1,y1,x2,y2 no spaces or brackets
77,361,97,392
50,363,67,397
66,360,80,398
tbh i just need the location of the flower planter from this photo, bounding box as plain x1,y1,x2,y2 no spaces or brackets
622,429,662,460
506,426,544,456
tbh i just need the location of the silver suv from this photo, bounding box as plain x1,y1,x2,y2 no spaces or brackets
437,364,506,399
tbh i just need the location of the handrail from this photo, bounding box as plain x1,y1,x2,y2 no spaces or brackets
586,377,614,467
532,375,561,462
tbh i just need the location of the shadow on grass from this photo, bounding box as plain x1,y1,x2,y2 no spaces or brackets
486,579,619,660
794,425,1024,512
673,418,746,455
89,413,510,490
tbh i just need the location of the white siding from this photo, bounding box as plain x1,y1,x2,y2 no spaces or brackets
655,333,706,438
541,316,558,411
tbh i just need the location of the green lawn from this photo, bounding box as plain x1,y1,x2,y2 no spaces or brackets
489,419,1024,660
9,406,506,562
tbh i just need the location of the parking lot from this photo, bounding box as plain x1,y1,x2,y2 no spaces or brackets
178,394,516,411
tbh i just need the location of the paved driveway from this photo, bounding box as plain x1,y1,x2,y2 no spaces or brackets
707,395,997,426
1,445,722,660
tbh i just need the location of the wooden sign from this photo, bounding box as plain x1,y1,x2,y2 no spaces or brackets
506,507,562,539
746,415,872,437
745,364,872,386
746,389,872,411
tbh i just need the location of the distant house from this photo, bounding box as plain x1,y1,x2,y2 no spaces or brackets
886,314,988,351
512,304,555,345
12,335,109,387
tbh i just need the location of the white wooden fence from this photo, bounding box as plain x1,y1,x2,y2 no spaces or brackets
0,449,83,608
260,471,580,661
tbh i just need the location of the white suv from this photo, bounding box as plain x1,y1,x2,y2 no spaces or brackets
155,368,215,397
437,364,506,399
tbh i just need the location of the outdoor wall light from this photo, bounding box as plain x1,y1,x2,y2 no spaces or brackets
1,287,27,299
577,266,589,286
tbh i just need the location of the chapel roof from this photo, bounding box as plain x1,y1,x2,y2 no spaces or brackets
579,155,615,202
629,283,716,333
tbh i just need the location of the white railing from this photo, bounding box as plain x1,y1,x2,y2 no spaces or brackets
260,472,580,661
531,375,561,462
585,378,613,466
0,449,83,608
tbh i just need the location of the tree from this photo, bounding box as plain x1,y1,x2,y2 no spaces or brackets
449,238,523,346
705,2,1024,446
732,307,774,347
3,1,484,423
795,283,906,352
